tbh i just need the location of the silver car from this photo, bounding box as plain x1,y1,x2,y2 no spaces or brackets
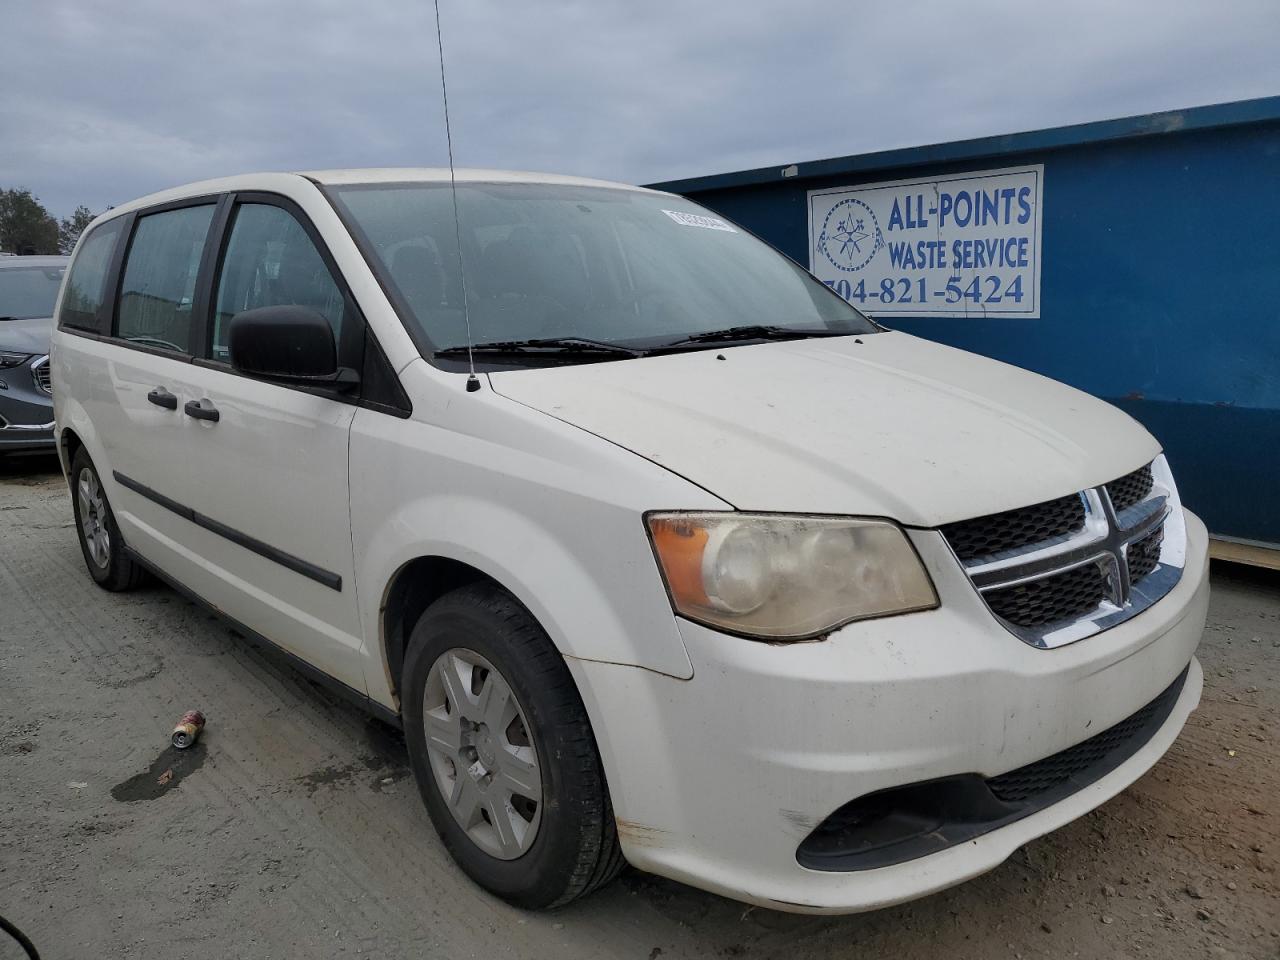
0,255,67,454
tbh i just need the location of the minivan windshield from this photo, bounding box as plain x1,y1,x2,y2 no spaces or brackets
328,182,877,365
0,264,66,320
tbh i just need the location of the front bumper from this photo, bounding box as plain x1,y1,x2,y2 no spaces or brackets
571,509,1209,913
0,418,55,453
0,361,55,453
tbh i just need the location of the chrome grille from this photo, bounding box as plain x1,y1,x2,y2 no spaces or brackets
1106,465,1154,513
31,355,52,396
1127,526,1163,583
941,493,1085,562
985,561,1107,630
942,457,1185,649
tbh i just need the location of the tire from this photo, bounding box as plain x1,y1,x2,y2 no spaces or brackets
402,583,625,909
69,448,145,591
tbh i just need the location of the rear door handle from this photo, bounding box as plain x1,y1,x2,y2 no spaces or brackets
147,387,178,410
183,398,220,423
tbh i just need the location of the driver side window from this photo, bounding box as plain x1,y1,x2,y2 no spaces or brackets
212,203,344,362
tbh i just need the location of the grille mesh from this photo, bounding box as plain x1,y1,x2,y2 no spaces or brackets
941,493,1085,563
988,669,1184,803
1106,465,1154,513
985,562,1106,629
1128,527,1163,584
32,359,52,396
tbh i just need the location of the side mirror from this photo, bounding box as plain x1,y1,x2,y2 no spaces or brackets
228,305,357,390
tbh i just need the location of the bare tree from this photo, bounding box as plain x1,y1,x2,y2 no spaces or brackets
58,205,98,254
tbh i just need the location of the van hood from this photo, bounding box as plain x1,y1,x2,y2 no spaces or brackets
488,331,1159,527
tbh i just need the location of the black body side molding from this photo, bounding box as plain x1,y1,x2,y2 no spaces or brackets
112,471,342,591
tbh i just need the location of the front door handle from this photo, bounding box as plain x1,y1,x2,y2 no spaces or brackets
147,387,178,410
183,398,220,423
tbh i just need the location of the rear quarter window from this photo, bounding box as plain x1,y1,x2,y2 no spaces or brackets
59,218,125,332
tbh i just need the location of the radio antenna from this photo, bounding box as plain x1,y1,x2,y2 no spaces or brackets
432,0,479,392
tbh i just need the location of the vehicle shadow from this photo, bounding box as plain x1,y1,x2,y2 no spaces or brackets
0,452,63,485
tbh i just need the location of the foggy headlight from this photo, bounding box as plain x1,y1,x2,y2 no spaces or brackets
646,512,938,640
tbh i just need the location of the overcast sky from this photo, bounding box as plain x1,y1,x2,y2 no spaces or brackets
3,0,1278,218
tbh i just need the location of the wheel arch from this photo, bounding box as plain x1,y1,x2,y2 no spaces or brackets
56,390,109,488
59,426,83,480
358,493,695,715
380,555,498,702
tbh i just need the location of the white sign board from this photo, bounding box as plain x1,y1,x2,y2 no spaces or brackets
808,165,1044,318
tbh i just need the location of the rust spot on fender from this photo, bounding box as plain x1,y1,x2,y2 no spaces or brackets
616,818,669,847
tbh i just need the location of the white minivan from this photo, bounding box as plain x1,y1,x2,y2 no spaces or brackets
51,169,1207,914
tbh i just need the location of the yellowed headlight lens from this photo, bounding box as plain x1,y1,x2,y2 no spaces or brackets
646,512,937,639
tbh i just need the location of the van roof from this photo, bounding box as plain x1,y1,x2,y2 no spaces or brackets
302,168,657,192
82,168,665,236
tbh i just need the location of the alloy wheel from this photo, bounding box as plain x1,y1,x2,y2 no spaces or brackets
77,467,110,569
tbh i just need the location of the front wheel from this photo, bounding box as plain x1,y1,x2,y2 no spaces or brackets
402,583,624,909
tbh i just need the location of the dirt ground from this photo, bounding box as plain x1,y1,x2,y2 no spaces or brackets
1,454,1276,960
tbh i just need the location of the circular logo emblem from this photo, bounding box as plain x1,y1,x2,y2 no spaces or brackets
818,198,882,272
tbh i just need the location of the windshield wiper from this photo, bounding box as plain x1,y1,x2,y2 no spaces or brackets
657,324,852,348
124,335,186,352
0,316,25,322
434,337,645,360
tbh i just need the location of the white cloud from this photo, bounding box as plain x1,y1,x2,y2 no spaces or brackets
1,0,1277,217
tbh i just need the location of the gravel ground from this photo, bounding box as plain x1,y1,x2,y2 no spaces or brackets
1,455,1276,959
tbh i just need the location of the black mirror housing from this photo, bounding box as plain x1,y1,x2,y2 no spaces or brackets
228,305,342,382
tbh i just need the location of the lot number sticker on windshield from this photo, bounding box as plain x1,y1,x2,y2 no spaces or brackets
808,165,1044,318
662,209,737,232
